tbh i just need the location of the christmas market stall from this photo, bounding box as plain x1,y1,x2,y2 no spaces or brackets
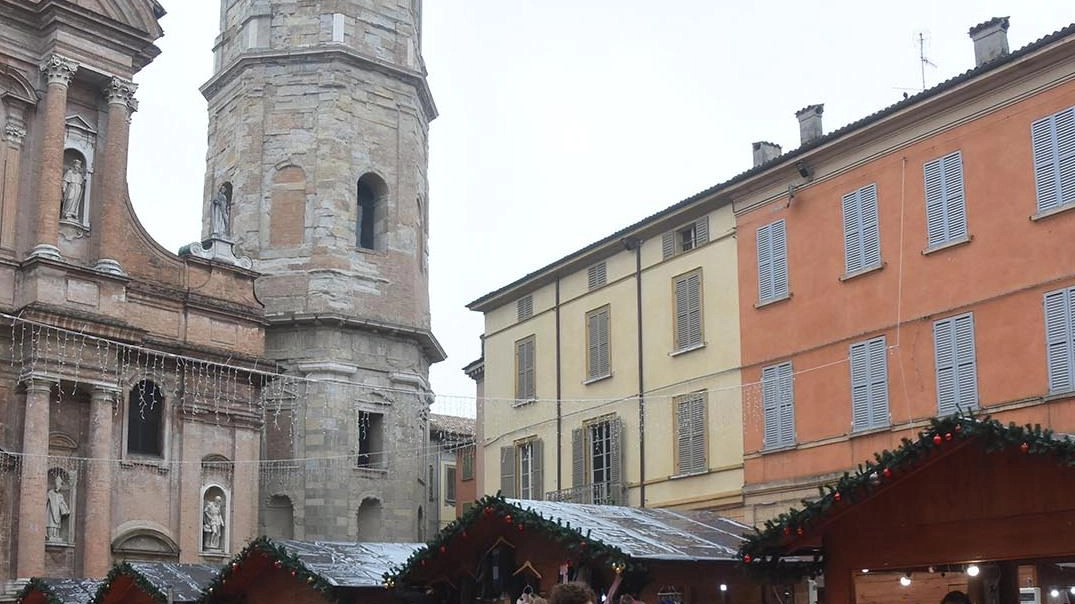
198,537,422,604
90,562,221,604
739,414,1075,604
17,578,102,604
388,495,759,604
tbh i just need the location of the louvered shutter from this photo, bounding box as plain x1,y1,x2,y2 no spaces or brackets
571,428,585,492
662,231,676,259
842,189,863,273
1045,289,1075,393
953,314,978,410
777,362,794,447
942,153,967,241
924,157,947,246
587,311,600,378
524,339,535,399
771,220,788,298
867,337,889,428
934,317,957,415
757,224,773,302
1032,108,1075,213
531,439,544,500
850,342,871,430
843,185,880,273
500,446,516,498
675,392,706,473
516,339,535,400
598,310,609,376
1058,109,1075,208
686,273,702,347
588,262,607,290
694,216,710,246
860,185,881,268
608,417,623,503
762,366,780,448
675,277,690,350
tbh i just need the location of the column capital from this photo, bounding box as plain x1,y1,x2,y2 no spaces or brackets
103,77,138,109
40,55,79,87
22,377,53,394
3,124,26,146
91,385,121,407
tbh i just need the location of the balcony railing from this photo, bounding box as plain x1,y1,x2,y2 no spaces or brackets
544,482,625,506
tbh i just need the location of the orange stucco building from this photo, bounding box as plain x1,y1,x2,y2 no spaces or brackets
732,18,1075,526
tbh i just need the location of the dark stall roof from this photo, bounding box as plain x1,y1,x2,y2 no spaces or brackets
126,563,221,602
24,578,102,604
507,499,751,561
278,540,423,587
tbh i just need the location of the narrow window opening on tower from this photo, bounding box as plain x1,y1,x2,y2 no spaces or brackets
357,173,387,251
357,410,385,468
127,380,164,457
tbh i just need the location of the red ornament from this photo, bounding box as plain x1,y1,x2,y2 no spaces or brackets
579,542,587,549
1020,442,1030,454
439,545,446,553
504,515,513,524
882,467,892,478
274,561,283,569
517,524,525,532
231,562,239,570
783,527,791,536
290,570,297,577
833,492,842,502
743,554,752,563
483,506,493,516
421,559,427,566
796,527,804,536
945,432,953,441
933,434,943,445
462,530,469,538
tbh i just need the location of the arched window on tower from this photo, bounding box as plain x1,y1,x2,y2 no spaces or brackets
357,173,387,251
357,497,383,541
127,380,164,456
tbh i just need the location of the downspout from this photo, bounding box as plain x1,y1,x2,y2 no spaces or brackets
623,236,645,507
555,277,563,492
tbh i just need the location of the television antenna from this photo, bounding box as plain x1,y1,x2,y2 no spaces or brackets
917,31,937,90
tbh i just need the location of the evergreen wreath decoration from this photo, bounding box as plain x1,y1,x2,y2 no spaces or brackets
91,563,171,604
196,536,335,604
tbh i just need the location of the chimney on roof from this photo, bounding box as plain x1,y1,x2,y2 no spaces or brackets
752,141,782,167
969,17,1010,67
796,104,824,146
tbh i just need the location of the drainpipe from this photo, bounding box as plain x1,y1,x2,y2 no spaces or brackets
555,277,563,492
623,236,645,507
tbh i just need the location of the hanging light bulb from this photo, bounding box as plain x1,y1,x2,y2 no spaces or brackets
1069,587,1075,595
861,569,870,574
719,584,727,592
900,575,912,587
966,564,980,577
1050,589,1060,598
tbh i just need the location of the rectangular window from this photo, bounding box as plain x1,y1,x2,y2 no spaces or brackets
461,446,475,481
517,295,534,321
1045,287,1075,393
428,464,435,502
757,219,788,302
842,183,881,274
1031,106,1075,213
673,270,703,352
517,440,535,499
850,336,889,430
674,391,707,474
586,306,611,380
923,151,968,247
515,336,536,401
934,313,978,415
587,262,607,290
445,466,457,504
357,411,385,468
127,382,164,457
571,416,622,505
500,439,543,500
661,216,710,259
762,362,795,449
589,420,613,502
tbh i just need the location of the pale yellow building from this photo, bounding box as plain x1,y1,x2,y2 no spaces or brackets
467,192,744,516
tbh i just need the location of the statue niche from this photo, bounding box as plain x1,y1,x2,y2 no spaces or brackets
60,150,87,224
201,485,227,553
46,468,75,544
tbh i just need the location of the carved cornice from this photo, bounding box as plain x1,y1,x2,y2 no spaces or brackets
3,124,26,146
40,54,78,87
104,76,138,109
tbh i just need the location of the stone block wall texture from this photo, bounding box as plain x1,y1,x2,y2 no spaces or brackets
205,0,439,541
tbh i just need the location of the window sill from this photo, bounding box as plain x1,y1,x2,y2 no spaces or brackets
669,469,708,480
761,443,796,454
45,542,75,549
120,459,170,474
839,262,885,282
512,399,536,408
1045,389,1075,402
850,424,890,437
200,551,230,560
354,466,389,475
445,500,456,506
1031,202,1075,222
754,293,792,309
670,342,706,357
583,373,613,385
922,234,972,255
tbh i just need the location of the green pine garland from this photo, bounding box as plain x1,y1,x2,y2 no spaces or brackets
738,412,1075,582
17,578,64,604
91,562,170,604
196,536,337,604
384,493,636,587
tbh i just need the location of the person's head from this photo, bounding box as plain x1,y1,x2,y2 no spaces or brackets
72,159,81,168
549,582,597,604
941,591,972,604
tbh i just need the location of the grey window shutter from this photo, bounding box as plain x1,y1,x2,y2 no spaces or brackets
694,216,710,246
676,392,706,474
531,439,544,500
934,317,957,415
691,392,707,472
571,427,585,490
587,312,600,378
608,417,623,502
676,397,690,473
771,220,788,297
942,153,967,241
662,231,676,259
842,189,863,273
500,446,516,498
686,273,702,347
953,313,978,411
850,342,870,430
675,277,690,350
867,337,889,428
843,184,880,273
516,339,535,400
777,362,795,447
1045,289,1075,393
757,224,773,301
597,309,609,376
860,185,881,268
762,365,780,448
1032,108,1075,213
924,157,947,246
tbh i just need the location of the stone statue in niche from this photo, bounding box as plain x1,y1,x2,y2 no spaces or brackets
209,184,231,238
45,473,71,542
61,158,86,221
202,494,225,551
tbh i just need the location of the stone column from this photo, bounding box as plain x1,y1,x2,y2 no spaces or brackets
93,77,137,276
1,121,27,251
30,55,78,261
82,386,117,577
16,379,52,578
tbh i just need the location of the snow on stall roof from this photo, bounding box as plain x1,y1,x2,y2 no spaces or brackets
127,563,222,602
277,541,423,587
35,579,102,604
506,499,751,562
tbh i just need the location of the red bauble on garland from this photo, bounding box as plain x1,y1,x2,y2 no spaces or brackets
743,554,752,563
483,506,493,516
1020,442,1030,454
796,527,805,536
933,434,943,445
833,492,842,502
882,467,892,479
439,545,446,553
462,530,469,538
783,527,791,536
274,561,283,569
517,524,525,532
504,515,513,524
945,432,953,441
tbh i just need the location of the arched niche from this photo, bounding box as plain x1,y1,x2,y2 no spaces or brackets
111,523,179,562
262,494,294,540
45,467,76,545
200,484,230,554
357,172,388,251
62,115,97,228
356,497,383,542
270,166,306,246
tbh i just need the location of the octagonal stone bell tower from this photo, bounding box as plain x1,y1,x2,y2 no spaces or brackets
201,0,443,542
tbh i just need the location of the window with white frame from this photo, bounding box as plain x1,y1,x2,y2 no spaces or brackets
673,270,703,352
1031,106,1075,213
850,336,889,430
757,220,788,302
661,216,710,259
842,183,881,274
762,362,795,449
934,313,978,415
586,306,611,379
498,438,543,500
571,416,623,505
674,391,707,474
923,151,968,247
1045,286,1075,393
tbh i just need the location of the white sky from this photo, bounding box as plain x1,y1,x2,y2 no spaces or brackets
128,2,1074,415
